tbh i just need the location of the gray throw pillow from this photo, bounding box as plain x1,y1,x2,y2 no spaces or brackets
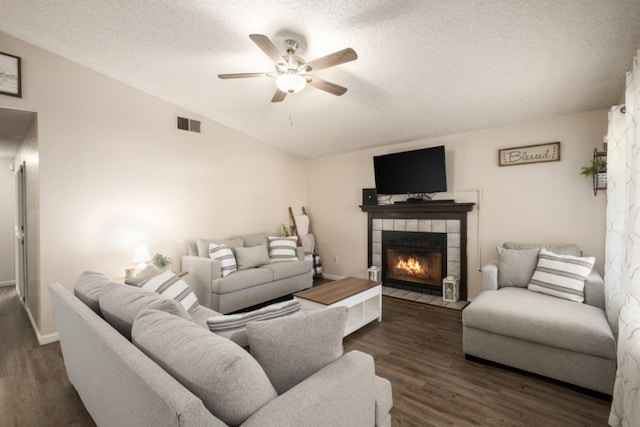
132,309,277,426
235,244,270,270
99,282,191,340
497,246,540,288
246,306,348,394
74,271,115,314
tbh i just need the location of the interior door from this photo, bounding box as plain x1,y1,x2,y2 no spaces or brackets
14,161,26,304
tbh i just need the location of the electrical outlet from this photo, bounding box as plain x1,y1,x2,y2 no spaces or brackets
333,256,338,263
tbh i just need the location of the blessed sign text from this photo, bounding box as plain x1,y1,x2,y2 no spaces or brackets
498,142,560,167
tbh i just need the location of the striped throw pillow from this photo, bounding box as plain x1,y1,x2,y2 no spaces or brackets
268,236,298,262
141,270,200,315
207,299,301,333
209,243,238,277
527,248,595,303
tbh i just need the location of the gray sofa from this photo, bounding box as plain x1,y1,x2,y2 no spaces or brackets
462,243,616,395
49,274,393,427
182,232,313,314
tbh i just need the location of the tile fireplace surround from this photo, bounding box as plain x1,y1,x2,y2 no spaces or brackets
360,202,475,301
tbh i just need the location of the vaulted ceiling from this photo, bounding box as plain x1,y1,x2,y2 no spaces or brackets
1,1,639,157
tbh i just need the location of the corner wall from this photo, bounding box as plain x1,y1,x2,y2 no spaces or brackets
0,31,307,337
307,109,608,299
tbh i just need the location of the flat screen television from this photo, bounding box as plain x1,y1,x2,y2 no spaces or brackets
373,145,447,196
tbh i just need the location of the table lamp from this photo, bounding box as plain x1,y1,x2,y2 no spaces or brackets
133,245,151,275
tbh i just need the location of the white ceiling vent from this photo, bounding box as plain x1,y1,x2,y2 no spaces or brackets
177,116,201,133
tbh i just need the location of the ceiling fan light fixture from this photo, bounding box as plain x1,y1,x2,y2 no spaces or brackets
276,73,306,93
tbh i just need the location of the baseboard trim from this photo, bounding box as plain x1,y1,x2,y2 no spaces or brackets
0,280,16,287
322,274,344,281
24,303,59,345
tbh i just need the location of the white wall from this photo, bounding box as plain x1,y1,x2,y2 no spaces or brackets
0,158,15,285
0,32,307,337
307,109,608,299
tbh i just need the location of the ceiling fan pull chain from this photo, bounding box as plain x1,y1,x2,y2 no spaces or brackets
288,95,294,128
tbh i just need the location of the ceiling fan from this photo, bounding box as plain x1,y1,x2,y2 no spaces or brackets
218,34,358,103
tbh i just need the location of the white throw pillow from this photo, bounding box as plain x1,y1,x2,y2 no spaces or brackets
141,270,200,315
209,243,238,277
527,248,595,303
268,236,298,262
207,299,301,347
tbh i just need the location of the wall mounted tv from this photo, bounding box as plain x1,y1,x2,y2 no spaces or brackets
373,145,447,196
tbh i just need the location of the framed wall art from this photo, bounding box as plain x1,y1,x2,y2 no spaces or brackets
0,51,22,98
498,142,560,167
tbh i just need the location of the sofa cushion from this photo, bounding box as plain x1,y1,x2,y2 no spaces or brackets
462,287,615,359
208,243,238,277
235,244,270,270
503,242,582,257
212,268,274,294
99,282,191,340
263,259,313,281
239,232,269,248
497,247,540,288
132,309,277,426
268,236,298,262
246,306,348,394
528,248,595,303
206,299,301,348
74,271,115,314
196,238,243,258
141,270,200,315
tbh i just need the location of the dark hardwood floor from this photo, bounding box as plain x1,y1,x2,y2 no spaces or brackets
0,286,95,427
344,296,611,426
0,286,610,426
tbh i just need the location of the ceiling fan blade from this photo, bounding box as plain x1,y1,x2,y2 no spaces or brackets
308,77,348,96
218,72,272,79
249,34,286,64
271,89,287,103
306,48,357,72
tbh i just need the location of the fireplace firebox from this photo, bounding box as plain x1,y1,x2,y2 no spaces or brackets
382,231,447,295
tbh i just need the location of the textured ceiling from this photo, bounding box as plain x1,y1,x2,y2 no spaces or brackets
1,1,639,158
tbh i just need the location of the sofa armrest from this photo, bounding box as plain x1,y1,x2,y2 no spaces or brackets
241,351,378,427
584,268,605,311
296,246,305,261
181,255,222,309
481,260,499,291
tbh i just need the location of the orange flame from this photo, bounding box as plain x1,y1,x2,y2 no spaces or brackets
395,257,426,276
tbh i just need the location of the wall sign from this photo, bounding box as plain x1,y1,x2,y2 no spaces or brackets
498,142,560,167
0,51,21,98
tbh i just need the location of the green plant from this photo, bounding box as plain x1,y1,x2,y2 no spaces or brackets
281,223,292,237
151,253,172,269
580,157,607,177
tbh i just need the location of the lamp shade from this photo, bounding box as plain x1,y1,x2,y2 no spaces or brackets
276,73,307,93
133,245,151,263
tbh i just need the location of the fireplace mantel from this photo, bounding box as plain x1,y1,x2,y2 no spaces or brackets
360,202,475,215
360,202,475,300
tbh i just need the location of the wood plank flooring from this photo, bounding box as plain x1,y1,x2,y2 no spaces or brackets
344,296,611,426
0,286,610,426
0,287,94,427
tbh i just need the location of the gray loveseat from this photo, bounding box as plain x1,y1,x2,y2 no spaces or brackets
49,273,393,427
462,243,616,395
182,232,313,313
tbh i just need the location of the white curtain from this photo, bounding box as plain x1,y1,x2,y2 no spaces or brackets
605,50,640,427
